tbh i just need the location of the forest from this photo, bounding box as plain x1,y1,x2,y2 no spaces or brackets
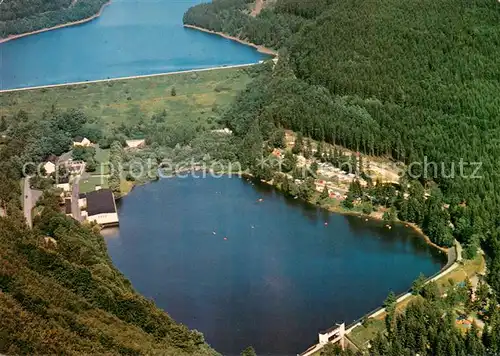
325,276,500,356
184,0,500,290
0,0,108,38
0,110,217,354
1,0,499,353
184,0,500,353
183,0,306,49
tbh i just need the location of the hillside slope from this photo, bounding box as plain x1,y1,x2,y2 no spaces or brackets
287,0,500,243
184,0,500,318
0,197,217,355
0,0,108,38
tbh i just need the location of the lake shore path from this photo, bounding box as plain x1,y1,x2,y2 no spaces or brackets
0,62,264,93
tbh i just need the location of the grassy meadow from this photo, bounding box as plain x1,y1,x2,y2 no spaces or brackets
0,67,253,131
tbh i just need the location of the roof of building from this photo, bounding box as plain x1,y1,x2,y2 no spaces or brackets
73,137,91,144
125,139,146,148
78,193,86,199
64,199,72,214
86,189,116,216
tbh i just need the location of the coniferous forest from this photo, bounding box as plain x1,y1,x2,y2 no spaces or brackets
0,0,108,38
0,111,217,354
185,0,500,353
0,0,499,354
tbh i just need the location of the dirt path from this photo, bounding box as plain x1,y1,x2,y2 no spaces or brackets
251,0,264,16
23,178,32,228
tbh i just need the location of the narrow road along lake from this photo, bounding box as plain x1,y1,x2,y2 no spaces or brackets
0,0,268,89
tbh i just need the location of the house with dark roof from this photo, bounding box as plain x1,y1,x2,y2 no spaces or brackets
83,189,119,227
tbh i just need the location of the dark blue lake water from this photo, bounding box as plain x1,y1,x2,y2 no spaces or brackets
105,176,445,355
0,0,268,89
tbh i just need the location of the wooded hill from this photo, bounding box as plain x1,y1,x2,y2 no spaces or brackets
0,207,217,355
184,0,500,351
0,110,217,355
0,0,108,38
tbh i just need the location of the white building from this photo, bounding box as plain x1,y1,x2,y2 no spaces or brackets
43,154,58,175
78,193,87,209
125,139,146,149
43,161,56,175
73,137,92,147
211,128,233,135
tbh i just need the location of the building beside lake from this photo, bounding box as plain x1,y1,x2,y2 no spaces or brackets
80,189,119,227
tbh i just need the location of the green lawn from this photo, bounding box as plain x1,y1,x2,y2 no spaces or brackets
348,318,386,350
1,67,253,131
346,254,486,351
79,176,109,194
93,148,110,175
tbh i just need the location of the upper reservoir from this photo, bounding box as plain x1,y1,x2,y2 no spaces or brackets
0,0,268,90
105,176,445,355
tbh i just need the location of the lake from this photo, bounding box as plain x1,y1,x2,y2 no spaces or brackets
0,0,268,89
105,176,446,355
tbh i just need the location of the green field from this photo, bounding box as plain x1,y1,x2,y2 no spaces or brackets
93,147,110,175
79,176,109,194
79,147,110,193
0,67,254,131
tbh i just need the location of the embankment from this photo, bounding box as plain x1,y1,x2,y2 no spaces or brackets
300,240,461,356
183,24,278,56
0,62,258,93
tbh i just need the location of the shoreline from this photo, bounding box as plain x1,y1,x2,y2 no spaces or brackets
112,171,454,355
325,206,449,254
0,1,112,44
119,170,449,256
406,222,449,253
183,24,278,56
244,173,452,257
239,172,450,256
0,62,259,93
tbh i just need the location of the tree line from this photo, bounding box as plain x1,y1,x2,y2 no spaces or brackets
0,109,217,355
183,0,500,351
186,0,500,300
0,0,108,38
183,0,307,49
